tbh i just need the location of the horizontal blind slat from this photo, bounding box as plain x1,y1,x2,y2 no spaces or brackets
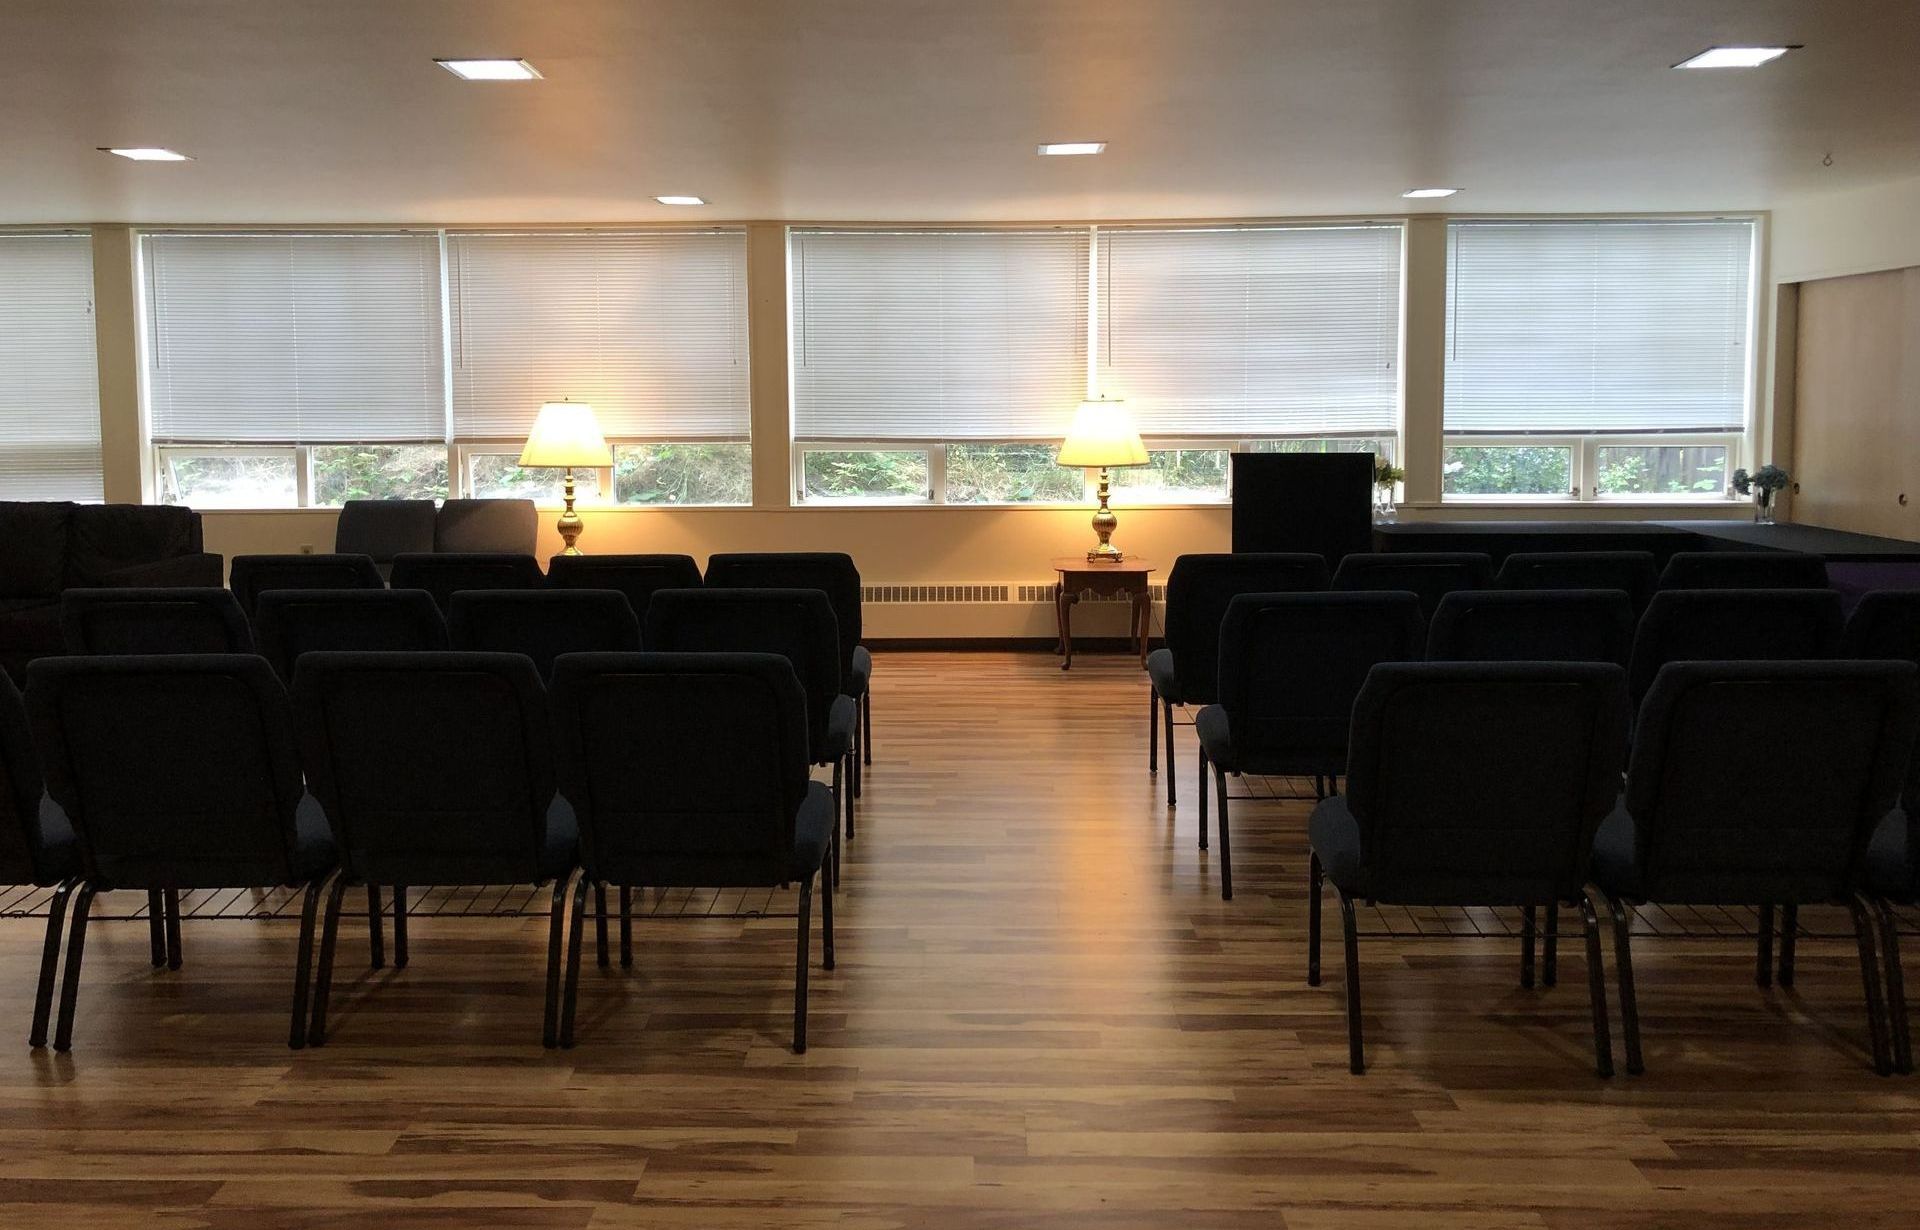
0,234,103,500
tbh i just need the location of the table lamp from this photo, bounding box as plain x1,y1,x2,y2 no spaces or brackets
519,400,613,555
1056,397,1148,562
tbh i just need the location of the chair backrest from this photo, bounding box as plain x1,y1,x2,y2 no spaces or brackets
1495,550,1659,613
1628,588,1844,701
228,553,383,617
547,553,701,624
644,588,841,758
1841,590,1920,666
448,590,640,680
1216,591,1425,769
435,499,538,555
1659,550,1829,590
60,587,253,655
705,553,862,685
1427,589,1636,667
1163,553,1330,704
291,652,557,886
1622,660,1919,903
26,655,310,889
1344,662,1629,903
1332,552,1492,617
0,671,53,885
389,552,546,614
550,652,812,887
252,589,449,684
333,499,436,567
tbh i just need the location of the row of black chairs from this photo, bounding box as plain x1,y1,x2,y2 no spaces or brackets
1298,657,1920,1078
3,650,836,1055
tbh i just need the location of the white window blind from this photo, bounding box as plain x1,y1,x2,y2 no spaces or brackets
791,228,1091,441
1097,224,1403,438
143,232,446,443
1444,219,1755,434
0,232,102,500
447,230,750,441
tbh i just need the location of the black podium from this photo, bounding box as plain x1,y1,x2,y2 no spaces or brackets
1229,453,1374,563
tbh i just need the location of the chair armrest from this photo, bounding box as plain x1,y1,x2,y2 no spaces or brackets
96,552,225,588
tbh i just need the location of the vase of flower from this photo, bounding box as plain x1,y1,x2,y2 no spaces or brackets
1372,458,1404,523
1732,464,1789,525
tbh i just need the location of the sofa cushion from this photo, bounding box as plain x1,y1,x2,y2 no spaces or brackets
0,502,74,598
67,505,200,586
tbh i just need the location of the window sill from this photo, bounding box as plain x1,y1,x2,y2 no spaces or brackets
1412,499,1750,513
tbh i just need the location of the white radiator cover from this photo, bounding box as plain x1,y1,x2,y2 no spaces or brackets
861,581,1165,640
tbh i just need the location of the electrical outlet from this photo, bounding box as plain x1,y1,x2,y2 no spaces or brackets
299,543,314,555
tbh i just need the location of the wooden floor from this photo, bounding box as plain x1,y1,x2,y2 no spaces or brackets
4,651,1919,1227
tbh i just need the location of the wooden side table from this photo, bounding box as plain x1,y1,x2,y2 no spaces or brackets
1052,557,1155,670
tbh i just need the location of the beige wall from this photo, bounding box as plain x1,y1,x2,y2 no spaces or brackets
1772,175,1920,284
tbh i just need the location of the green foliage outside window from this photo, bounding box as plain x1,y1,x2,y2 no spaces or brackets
614,443,751,505
311,445,449,504
1442,446,1571,496
802,450,929,500
946,444,1084,503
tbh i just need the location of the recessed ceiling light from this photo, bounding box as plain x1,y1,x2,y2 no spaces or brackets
654,195,706,206
100,147,191,162
1402,187,1459,199
436,58,542,81
1673,46,1798,69
1038,142,1106,156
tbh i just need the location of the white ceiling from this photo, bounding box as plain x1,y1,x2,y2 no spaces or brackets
2,0,1916,225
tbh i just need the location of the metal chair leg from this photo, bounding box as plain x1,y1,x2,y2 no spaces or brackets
1872,898,1911,1075
1579,890,1614,1079
1779,904,1798,987
147,889,165,968
794,875,814,1054
53,883,96,1053
560,874,590,1048
862,688,872,766
1755,902,1775,988
833,757,849,844
620,885,634,969
392,885,408,969
163,887,183,970
1848,894,1893,1076
1197,747,1209,850
542,873,572,1049
595,883,610,969
1148,685,1158,772
1605,895,1644,1075
821,849,835,971
308,874,351,1046
287,876,326,1050
1521,906,1537,989
1338,889,1363,1074
1307,853,1323,986
1212,763,1234,901
29,879,75,1048
1543,902,1559,988
366,884,385,971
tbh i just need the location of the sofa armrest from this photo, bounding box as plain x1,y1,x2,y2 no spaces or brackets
97,552,224,588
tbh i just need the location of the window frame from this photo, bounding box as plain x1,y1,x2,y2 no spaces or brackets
1438,432,1742,505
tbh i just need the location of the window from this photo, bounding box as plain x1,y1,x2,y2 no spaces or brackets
0,232,103,500
1442,219,1754,500
613,443,752,506
945,444,1084,505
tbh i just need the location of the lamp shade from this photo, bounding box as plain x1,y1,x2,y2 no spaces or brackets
519,401,613,467
1056,398,1148,468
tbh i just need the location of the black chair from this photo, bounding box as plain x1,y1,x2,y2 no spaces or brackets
549,652,835,1050
1627,588,1844,703
1427,589,1636,667
291,651,579,1047
1145,553,1330,806
1865,749,1920,1073
1591,660,1920,1075
705,553,873,795
253,588,450,685
24,654,339,1051
1495,551,1659,614
1332,552,1492,618
1193,591,1425,899
334,499,436,581
60,587,253,655
389,552,546,614
449,590,641,680
228,554,383,618
1658,550,1829,590
0,671,83,1047
436,498,538,555
1308,662,1630,1075
645,588,855,866
547,553,702,625
1842,590,1920,666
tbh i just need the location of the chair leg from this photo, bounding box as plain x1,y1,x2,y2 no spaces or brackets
308,874,351,1047
1847,894,1893,1076
862,688,873,766
29,879,75,1048
287,875,327,1050
1307,853,1324,986
1543,902,1559,988
1148,685,1158,772
1779,904,1798,987
831,809,842,888
1197,746,1209,850
366,884,385,971
852,702,863,800
146,889,165,968
1314,775,1325,801
821,849,835,971
1338,889,1363,1074
1212,763,1234,901
1163,697,1177,807
1605,895,1644,1075
1872,899,1911,1075
560,874,590,1048
1758,901,1774,990
163,887,183,971
1579,890,1614,1079
392,886,408,970
619,885,634,969
595,883,610,969
794,874,814,1054
52,883,97,1053
833,757,850,844
542,873,572,1049
1521,906,1537,989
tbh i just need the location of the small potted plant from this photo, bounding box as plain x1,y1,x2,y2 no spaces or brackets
1373,457,1405,521
1732,464,1790,524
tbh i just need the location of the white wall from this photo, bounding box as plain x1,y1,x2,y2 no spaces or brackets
1772,175,1920,283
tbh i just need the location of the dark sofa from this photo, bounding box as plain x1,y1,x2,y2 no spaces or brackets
0,502,222,682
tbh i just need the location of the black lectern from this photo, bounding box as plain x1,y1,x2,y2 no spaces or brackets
1230,453,1374,563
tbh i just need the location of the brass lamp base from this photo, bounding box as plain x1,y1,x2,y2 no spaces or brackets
556,466,586,556
1086,466,1124,562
